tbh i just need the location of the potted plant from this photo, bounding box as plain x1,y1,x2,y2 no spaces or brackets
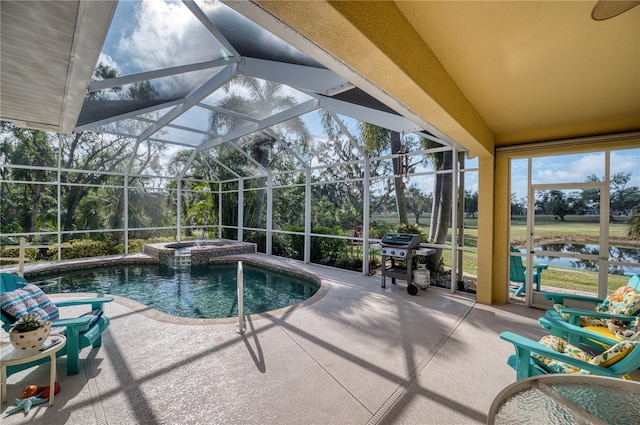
9,313,51,351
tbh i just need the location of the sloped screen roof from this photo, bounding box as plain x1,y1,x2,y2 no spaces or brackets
75,0,428,156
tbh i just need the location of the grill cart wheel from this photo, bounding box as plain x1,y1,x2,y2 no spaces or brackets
407,284,418,296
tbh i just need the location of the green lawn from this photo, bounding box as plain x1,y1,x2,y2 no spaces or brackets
508,214,633,245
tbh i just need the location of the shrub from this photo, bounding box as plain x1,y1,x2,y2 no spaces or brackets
628,205,640,237
128,237,175,254
0,247,39,261
285,225,348,263
287,226,305,260
335,249,381,272
244,231,266,253
396,222,428,241
369,221,395,239
271,233,294,257
47,240,121,259
336,252,362,271
310,226,347,263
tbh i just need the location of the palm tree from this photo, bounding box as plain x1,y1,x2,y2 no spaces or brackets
340,120,455,272
168,149,221,238
629,206,640,237
421,139,454,272
209,76,310,227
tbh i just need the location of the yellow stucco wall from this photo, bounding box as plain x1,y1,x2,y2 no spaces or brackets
476,156,498,304
491,155,511,305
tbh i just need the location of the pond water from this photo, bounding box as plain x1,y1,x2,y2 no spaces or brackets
534,243,640,275
33,263,319,319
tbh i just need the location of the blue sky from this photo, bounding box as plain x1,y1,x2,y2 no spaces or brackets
511,149,640,200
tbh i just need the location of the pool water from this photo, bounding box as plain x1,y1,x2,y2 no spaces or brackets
35,263,319,319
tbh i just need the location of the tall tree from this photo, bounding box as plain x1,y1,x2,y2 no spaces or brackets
315,111,370,229
610,172,639,216
60,63,166,242
59,131,131,239
406,184,432,224
425,148,453,271
536,190,580,221
167,149,223,237
581,172,639,222
358,123,409,224
629,206,640,238
465,190,479,218
0,124,57,239
582,174,601,212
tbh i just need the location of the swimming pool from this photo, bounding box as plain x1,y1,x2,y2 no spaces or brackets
34,263,320,319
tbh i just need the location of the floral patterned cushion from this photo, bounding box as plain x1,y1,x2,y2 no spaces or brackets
596,287,640,315
552,304,605,327
532,335,637,374
589,340,637,368
532,335,590,374
606,291,640,316
553,287,640,328
603,286,636,305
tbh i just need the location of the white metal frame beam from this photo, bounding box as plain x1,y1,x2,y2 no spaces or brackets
75,99,184,133
223,0,463,151
264,128,310,169
196,98,319,151
328,111,364,155
314,93,422,134
136,64,238,143
227,141,270,177
87,58,235,93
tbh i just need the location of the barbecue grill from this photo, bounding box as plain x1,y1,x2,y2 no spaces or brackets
380,233,422,295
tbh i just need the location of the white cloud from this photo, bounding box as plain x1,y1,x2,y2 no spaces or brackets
532,151,639,186
569,153,605,177
116,0,225,95
533,152,604,184
463,171,479,194
511,149,640,199
611,151,640,177
119,1,201,70
97,53,119,74
535,168,574,182
412,175,435,193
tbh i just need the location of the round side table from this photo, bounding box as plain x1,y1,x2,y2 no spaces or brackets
488,374,640,424
1,334,66,406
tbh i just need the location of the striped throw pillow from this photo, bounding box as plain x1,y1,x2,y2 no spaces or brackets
0,284,59,322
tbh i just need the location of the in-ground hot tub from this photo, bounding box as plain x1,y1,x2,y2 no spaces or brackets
143,239,256,266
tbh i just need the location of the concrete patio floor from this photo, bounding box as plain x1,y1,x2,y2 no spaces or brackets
1,254,547,424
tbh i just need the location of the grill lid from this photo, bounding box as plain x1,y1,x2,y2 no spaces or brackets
381,233,421,248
